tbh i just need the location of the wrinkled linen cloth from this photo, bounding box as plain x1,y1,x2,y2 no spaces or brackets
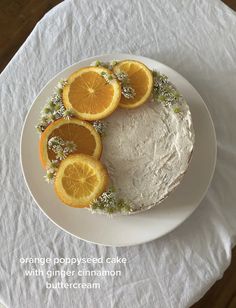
0,0,236,307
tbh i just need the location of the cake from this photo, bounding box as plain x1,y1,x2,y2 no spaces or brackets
36,58,195,215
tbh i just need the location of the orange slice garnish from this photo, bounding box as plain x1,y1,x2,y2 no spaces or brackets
39,118,102,168
62,66,121,120
54,154,109,208
113,60,153,109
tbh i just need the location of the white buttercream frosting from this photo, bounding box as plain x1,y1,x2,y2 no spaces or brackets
101,98,194,212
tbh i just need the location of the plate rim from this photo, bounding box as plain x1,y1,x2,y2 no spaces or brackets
20,53,217,247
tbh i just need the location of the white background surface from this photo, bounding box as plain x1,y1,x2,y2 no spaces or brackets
0,0,236,307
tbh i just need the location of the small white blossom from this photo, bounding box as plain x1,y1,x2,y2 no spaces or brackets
66,141,77,152
122,86,136,99
48,136,65,149
56,150,68,161
56,79,68,90
47,160,59,170
92,121,106,136
48,136,77,161
36,123,46,134
44,169,56,183
114,70,128,82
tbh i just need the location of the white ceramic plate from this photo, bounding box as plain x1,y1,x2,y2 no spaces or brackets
20,54,217,247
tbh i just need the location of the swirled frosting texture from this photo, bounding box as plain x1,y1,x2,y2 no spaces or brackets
101,99,194,211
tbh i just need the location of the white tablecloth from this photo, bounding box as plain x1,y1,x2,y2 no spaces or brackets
1,0,236,307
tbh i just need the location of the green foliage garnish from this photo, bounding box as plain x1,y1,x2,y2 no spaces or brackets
94,60,118,70
152,70,182,111
36,79,72,133
100,71,115,83
174,107,181,113
91,188,133,214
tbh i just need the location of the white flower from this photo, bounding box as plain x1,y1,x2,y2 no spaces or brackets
92,121,106,136
44,169,56,183
115,70,128,82
122,86,136,99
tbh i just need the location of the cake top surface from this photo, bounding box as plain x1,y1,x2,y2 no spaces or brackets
101,95,194,213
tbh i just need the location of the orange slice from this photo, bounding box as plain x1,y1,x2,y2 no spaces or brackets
113,60,153,109
54,154,109,208
39,118,102,168
62,66,121,120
